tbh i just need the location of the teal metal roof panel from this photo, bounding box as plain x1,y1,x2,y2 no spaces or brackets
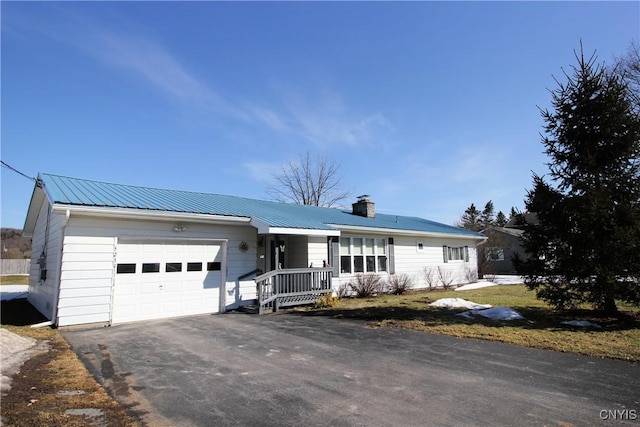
39,173,482,237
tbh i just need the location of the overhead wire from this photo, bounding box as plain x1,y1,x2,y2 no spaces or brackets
1,160,36,182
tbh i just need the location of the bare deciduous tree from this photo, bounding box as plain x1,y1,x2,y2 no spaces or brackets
268,152,350,207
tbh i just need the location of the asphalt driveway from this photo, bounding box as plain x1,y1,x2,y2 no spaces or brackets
64,312,639,426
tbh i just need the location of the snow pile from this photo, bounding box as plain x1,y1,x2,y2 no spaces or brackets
429,298,492,310
457,306,525,321
562,320,602,329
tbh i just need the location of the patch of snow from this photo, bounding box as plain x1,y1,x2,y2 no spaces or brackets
0,285,28,301
455,276,524,291
429,298,492,310
0,328,49,397
457,306,525,321
561,320,602,329
455,282,498,291
491,275,525,285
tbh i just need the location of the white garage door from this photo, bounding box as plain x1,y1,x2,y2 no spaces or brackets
112,240,225,324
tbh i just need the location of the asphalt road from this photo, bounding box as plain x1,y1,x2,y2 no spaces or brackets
63,312,640,427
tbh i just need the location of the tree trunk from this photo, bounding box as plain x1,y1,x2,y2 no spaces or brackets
601,294,618,315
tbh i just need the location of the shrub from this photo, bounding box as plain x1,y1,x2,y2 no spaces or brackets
422,267,438,290
336,283,350,299
314,292,339,308
437,266,455,290
349,274,383,298
387,273,413,295
464,266,478,284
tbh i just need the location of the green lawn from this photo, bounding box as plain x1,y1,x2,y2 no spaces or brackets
299,285,640,362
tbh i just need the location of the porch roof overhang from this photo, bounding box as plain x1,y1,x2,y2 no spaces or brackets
250,218,340,236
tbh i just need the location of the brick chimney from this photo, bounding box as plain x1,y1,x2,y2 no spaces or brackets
352,195,375,218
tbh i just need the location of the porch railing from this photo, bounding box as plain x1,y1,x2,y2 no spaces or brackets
255,267,333,314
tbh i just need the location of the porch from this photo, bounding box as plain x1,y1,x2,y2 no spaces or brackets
255,267,333,314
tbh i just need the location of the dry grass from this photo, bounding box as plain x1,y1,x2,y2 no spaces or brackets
0,275,29,285
298,285,640,362
1,300,139,426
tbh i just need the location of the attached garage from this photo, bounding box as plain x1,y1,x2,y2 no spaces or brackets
112,239,227,324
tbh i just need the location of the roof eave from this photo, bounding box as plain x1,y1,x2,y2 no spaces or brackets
330,224,487,241
23,182,47,237
50,204,252,226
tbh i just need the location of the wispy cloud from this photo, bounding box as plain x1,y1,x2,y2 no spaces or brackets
278,87,394,147
243,161,281,182
16,6,393,147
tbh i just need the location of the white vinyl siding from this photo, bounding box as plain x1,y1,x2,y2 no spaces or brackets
332,234,479,292
57,235,116,326
307,236,328,268
27,200,65,322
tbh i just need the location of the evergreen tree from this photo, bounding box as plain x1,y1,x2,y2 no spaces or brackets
480,200,495,229
495,211,507,227
515,47,640,314
458,203,482,231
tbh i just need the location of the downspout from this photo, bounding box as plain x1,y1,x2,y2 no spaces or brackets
51,209,70,327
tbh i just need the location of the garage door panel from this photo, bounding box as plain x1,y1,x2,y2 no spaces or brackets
113,241,224,324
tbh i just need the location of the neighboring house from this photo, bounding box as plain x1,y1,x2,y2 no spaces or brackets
478,226,526,275
23,173,485,327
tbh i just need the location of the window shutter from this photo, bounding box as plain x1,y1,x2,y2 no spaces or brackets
388,238,395,274
330,237,340,276
464,246,469,262
443,245,449,263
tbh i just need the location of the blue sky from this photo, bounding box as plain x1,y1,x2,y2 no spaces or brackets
2,1,638,229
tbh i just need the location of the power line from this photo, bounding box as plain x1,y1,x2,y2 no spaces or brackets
1,160,36,182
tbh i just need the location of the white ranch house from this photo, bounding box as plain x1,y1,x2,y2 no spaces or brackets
23,173,485,327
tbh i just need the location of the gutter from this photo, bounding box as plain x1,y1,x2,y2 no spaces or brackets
330,224,487,242
50,205,252,226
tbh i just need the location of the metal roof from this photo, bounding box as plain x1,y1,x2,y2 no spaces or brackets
38,173,483,238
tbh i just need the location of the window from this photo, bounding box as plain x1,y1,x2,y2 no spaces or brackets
142,263,160,273
443,246,469,263
117,263,136,274
486,248,505,261
166,263,182,272
340,237,387,274
207,262,221,271
340,238,352,273
187,262,203,272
